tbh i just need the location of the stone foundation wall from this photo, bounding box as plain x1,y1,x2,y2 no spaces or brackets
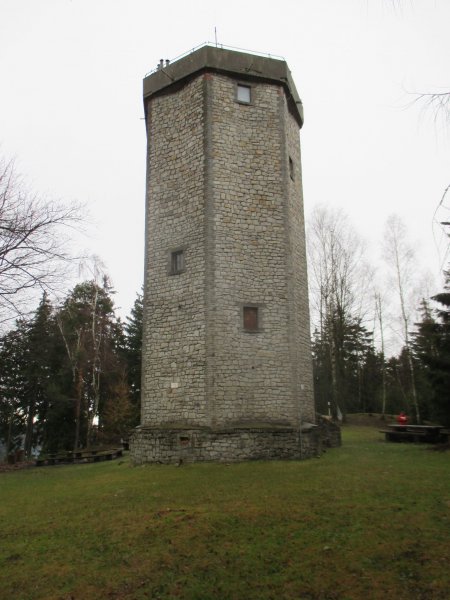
130,422,340,465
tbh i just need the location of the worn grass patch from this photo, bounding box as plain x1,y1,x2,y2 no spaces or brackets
1,426,449,599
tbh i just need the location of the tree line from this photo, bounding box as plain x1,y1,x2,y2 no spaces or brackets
308,206,450,427
0,156,142,458
1,223,448,459
1,155,449,459
0,283,143,457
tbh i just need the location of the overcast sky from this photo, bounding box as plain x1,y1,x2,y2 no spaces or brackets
1,0,449,324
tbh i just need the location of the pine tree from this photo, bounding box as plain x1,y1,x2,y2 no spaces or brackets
0,322,28,456
23,293,55,457
312,310,380,417
100,371,134,444
124,290,143,425
413,273,450,425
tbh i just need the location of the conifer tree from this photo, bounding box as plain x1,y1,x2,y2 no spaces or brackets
124,290,143,424
0,321,28,456
413,272,450,425
23,293,55,456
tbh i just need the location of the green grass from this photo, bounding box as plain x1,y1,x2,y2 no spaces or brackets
1,426,449,600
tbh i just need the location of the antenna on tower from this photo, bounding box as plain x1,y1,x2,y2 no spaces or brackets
214,26,218,47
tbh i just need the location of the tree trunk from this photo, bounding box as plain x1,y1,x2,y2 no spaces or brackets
6,403,15,455
24,399,35,458
73,369,83,452
330,334,338,418
406,349,421,424
385,215,421,424
375,294,387,418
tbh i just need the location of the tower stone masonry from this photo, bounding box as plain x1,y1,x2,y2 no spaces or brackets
130,45,340,463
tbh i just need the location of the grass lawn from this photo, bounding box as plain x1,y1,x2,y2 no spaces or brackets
0,426,449,600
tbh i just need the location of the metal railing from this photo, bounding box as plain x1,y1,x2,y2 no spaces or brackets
144,42,285,78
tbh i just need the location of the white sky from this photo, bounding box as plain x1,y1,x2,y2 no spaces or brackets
1,0,449,325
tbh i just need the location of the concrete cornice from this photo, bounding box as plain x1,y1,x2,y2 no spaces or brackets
143,45,304,127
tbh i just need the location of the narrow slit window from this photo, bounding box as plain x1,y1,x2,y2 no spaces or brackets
171,250,184,274
243,306,258,331
289,156,294,180
236,84,251,104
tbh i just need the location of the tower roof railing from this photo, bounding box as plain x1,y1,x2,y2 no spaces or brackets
144,42,285,78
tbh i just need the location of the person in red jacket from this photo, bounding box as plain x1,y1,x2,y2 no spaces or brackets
396,412,408,425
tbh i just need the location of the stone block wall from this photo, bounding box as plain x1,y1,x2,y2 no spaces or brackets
207,74,296,426
141,69,314,429
284,96,316,424
142,76,208,427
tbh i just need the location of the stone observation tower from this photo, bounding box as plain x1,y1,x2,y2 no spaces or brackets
131,45,331,464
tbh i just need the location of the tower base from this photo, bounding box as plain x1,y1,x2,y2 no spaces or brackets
130,418,340,465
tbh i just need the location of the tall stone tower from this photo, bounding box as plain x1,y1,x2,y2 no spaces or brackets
131,45,320,463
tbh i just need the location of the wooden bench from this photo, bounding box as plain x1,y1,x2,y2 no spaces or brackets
91,449,123,462
36,448,123,466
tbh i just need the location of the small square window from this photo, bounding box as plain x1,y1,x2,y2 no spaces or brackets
236,84,251,104
243,306,258,331
171,250,184,274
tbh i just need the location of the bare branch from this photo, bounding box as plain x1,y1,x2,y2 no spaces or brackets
0,155,85,321
403,89,450,131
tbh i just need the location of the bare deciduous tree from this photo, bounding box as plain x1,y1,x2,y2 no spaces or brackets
383,214,421,423
307,206,374,414
79,256,110,447
374,291,387,418
56,259,115,451
307,206,372,333
0,156,83,321
413,91,450,127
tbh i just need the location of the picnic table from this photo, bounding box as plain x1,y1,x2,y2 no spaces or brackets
380,423,448,444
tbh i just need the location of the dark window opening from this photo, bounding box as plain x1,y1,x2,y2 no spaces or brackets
171,250,184,274
289,156,294,180
243,306,259,331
